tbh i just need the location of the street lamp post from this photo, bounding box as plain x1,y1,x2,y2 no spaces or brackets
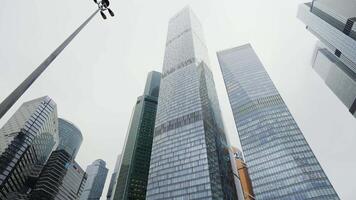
0,0,114,120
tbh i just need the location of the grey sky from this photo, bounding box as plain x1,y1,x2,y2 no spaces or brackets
0,0,355,199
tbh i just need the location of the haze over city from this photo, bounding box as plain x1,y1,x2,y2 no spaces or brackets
0,0,355,199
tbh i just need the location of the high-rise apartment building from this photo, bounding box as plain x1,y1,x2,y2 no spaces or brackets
297,0,356,118
230,147,255,200
112,71,161,200
0,96,58,199
217,44,340,199
146,7,238,199
80,159,108,200
57,118,83,158
30,149,87,200
106,154,121,200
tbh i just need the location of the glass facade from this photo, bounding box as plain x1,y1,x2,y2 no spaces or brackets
30,149,87,200
0,96,59,199
80,159,108,200
106,154,121,200
146,7,237,200
297,0,356,117
312,44,356,116
112,71,161,200
217,44,340,199
57,118,83,159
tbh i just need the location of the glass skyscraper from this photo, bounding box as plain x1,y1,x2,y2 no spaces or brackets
217,44,340,199
106,154,121,200
57,118,83,159
112,71,161,200
146,7,237,200
0,96,58,199
30,117,86,200
297,0,356,118
80,159,108,200
30,149,87,200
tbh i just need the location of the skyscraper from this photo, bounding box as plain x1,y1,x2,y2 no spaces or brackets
230,147,255,200
57,118,83,158
106,154,121,200
217,44,340,199
146,7,238,199
0,96,58,199
80,159,108,200
30,149,87,200
30,118,86,200
112,71,161,200
297,0,356,118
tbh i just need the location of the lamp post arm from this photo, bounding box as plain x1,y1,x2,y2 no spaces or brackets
0,9,99,120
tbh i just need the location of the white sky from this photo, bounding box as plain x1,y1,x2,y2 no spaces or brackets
0,0,355,199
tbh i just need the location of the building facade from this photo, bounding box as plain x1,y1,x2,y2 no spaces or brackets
30,117,85,200
146,7,238,200
106,154,121,200
30,149,87,200
297,0,356,118
80,159,108,200
57,118,83,158
112,71,161,200
0,96,58,199
230,147,255,200
217,44,340,199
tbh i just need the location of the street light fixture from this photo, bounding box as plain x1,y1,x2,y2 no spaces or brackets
0,0,114,120
94,0,115,19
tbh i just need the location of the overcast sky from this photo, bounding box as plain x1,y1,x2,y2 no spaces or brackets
1,0,355,199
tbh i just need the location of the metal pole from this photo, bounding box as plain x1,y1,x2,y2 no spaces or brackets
310,0,316,12
0,9,99,119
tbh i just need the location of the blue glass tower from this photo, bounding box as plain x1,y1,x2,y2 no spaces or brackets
80,159,108,200
146,7,238,200
217,44,340,199
57,118,83,159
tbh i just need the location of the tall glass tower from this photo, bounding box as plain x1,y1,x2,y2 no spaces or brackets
106,154,121,200
0,96,58,199
80,159,108,200
217,44,340,199
112,71,161,200
146,7,237,200
30,150,87,200
57,118,83,159
30,118,86,200
297,0,356,118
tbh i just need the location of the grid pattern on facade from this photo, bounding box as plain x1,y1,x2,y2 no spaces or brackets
298,1,356,118
218,44,340,200
128,97,158,199
0,97,58,199
112,96,158,200
298,2,356,73
30,150,87,200
112,71,161,200
146,7,237,200
80,159,108,200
